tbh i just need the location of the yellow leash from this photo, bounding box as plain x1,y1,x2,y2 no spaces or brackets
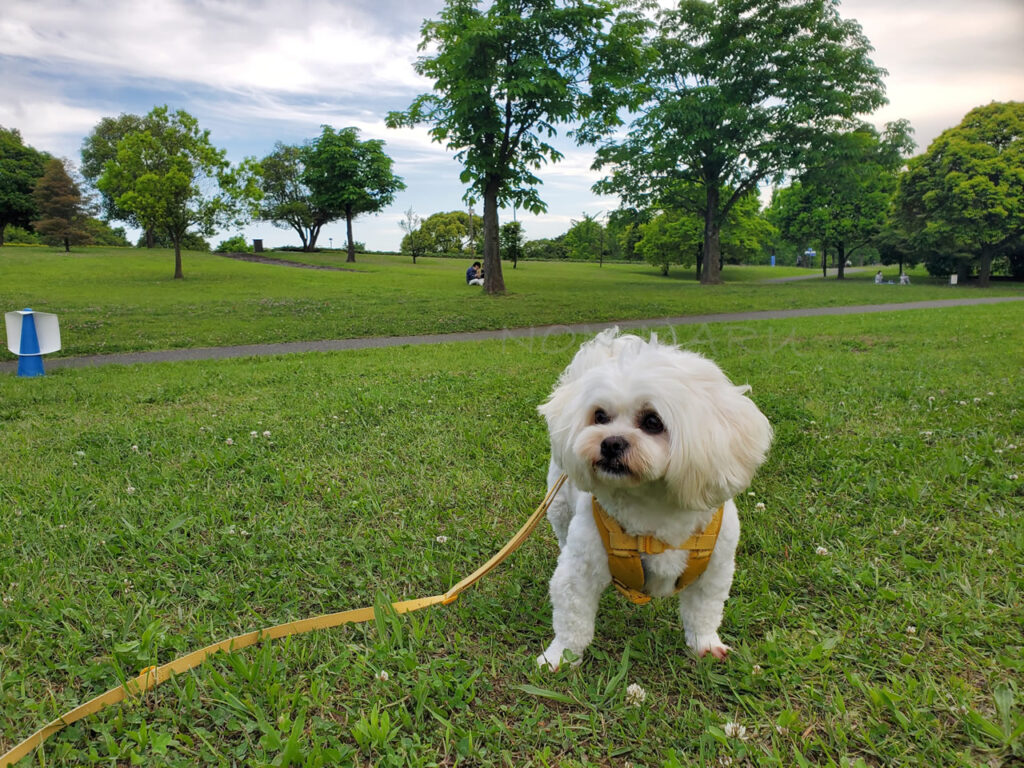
1,474,568,767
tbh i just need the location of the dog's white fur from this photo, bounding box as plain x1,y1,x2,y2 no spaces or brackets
536,329,773,670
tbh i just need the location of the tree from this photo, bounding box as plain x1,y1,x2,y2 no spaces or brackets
399,207,429,263
636,210,702,275
302,126,404,263
410,210,481,255
594,0,887,284
896,101,1024,287
98,106,260,279
387,0,651,294
499,219,524,267
564,212,606,262
771,121,913,278
257,142,328,251
32,158,93,251
80,113,156,244
0,126,50,246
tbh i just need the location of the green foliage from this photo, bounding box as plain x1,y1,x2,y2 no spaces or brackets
402,210,481,256
595,0,888,284
387,0,651,293
83,218,131,247
256,141,326,251
1,225,41,245
31,157,93,252
80,112,151,224
0,125,50,245
214,235,253,253
563,212,607,262
522,235,568,261
896,101,1024,285
135,231,210,251
97,105,260,278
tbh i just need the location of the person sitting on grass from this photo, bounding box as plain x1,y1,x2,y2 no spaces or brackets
875,270,884,284
466,261,484,286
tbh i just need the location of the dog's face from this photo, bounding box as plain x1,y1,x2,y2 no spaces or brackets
539,331,772,511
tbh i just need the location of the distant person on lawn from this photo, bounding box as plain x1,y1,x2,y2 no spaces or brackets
466,261,484,286
875,270,884,284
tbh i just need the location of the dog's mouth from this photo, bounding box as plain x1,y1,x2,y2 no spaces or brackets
594,457,632,477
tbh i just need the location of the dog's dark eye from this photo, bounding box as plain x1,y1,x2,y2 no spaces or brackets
640,412,664,434
594,408,610,425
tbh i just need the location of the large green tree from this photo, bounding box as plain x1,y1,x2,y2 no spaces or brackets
0,126,50,246
896,101,1024,286
32,158,93,252
770,121,914,278
98,106,260,279
80,113,152,240
387,0,650,293
594,0,887,284
302,126,405,263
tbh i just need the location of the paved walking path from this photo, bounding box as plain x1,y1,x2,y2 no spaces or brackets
2,296,1020,374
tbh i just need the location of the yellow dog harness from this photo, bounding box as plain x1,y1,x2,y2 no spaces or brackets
592,498,724,605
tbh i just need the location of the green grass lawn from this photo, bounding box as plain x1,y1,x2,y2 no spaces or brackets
3,246,1020,358
1,302,1021,766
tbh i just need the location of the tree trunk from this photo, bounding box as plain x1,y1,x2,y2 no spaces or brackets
821,247,827,279
836,243,846,279
345,206,356,263
482,176,505,294
146,228,155,249
700,186,722,285
978,247,993,287
64,237,70,253
173,240,184,279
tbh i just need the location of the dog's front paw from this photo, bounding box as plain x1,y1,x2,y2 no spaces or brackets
689,633,730,660
536,640,582,671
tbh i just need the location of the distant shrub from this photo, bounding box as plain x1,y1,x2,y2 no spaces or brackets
214,235,253,253
85,219,131,247
3,225,41,245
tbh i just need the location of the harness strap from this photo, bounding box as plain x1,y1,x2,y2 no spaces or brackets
592,498,724,605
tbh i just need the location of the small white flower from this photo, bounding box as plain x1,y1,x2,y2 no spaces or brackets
239,529,249,537
986,548,994,555
1010,474,1019,481
973,398,981,404
921,431,933,437
958,400,967,406
815,546,829,556
755,502,766,511
250,431,259,437
905,626,916,635
58,524,66,530
995,449,1004,454
376,670,389,682
126,485,136,495
262,430,271,438
435,535,449,544
775,724,790,736
2,595,13,605
625,682,647,707
75,450,85,457
1008,444,1017,450
747,491,756,497
131,445,140,453
723,722,748,740
225,438,234,445
752,664,762,675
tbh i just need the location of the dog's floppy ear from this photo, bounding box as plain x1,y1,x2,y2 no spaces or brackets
665,377,773,512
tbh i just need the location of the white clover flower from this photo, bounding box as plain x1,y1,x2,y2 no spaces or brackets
225,438,234,445
905,626,917,635
986,548,994,555
75,450,85,457
752,664,762,675
973,398,981,403
126,485,136,495
723,722,748,740
747,491,756,497
435,535,449,544
2,595,13,606
250,431,259,437
625,682,647,707
376,670,389,682
131,445,140,453
1010,474,1019,481
262,430,271,438
815,546,829,556
755,502,766,511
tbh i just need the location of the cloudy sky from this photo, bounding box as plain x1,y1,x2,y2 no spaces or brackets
1,0,1022,251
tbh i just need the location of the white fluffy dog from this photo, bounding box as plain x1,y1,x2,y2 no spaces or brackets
536,329,773,670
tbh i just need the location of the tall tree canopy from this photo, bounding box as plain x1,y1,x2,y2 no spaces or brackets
301,126,405,263
0,126,50,246
32,158,93,252
81,113,149,228
97,106,260,279
896,101,1024,286
770,120,914,278
257,142,329,252
387,0,650,293
595,0,888,284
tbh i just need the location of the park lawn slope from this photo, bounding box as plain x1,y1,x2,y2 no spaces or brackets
1,303,1021,766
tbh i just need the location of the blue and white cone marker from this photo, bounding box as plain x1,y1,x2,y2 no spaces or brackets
5,308,61,377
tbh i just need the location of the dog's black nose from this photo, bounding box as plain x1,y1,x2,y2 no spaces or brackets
600,436,629,459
